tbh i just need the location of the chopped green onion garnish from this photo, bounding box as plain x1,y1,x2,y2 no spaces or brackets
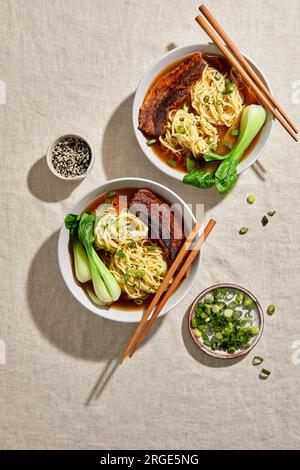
267,304,275,316
177,125,185,134
168,159,177,168
191,287,261,354
186,157,196,172
146,139,156,146
214,72,222,80
222,89,234,95
260,368,271,379
225,78,233,87
116,250,125,258
216,99,223,105
230,129,239,136
203,95,210,103
107,190,116,197
224,141,233,150
147,246,157,251
252,356,264,366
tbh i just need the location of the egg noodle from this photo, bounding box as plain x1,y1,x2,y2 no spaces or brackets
159,64,244,158
94,207,168,303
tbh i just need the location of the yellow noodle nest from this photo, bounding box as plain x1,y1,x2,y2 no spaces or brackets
159,64,245,158
94,208,168,303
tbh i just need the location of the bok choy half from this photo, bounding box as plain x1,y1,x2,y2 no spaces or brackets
183,104,267,195
64,212,121,305
65,213,91,284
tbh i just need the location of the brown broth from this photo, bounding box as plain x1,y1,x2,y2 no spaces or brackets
145,52,261,174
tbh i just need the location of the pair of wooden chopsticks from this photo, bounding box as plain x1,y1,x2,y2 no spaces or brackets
119,219,216,364
196,4,298,142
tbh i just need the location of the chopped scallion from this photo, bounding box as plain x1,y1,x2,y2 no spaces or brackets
177,125,185,134
146,139,156,146
203,95,210,103
230,129,239,137
222,89,234,95
168,159,177,168
260,368,271,379
186,158,196,172
252,356,264,366
224,141,233,150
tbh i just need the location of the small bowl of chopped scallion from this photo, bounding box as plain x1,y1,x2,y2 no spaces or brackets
47,134,94,181
189,284,264,359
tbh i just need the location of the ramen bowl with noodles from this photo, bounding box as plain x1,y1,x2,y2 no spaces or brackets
58,177,201,323
132,44,273,185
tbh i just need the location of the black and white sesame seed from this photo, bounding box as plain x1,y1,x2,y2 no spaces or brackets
51,136,91,178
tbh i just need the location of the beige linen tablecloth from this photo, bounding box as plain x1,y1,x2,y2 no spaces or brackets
1,0,300,450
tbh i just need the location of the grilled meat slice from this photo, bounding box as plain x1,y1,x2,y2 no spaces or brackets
138,52,206,137
129,189,184,263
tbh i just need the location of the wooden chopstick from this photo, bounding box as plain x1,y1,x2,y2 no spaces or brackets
119,222,200,364
129,219,216,358
199,4,298,135
195,15,298,142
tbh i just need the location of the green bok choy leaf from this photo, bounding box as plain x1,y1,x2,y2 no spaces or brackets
215,105,266,194
182,105,266,194
65,213,91,283
78,212,121,304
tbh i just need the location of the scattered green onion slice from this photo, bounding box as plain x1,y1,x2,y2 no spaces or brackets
252,355,264,366
230,129,239,136
225,78,233,86
203,95,210,103
147,246,157,251
214,71,222,80
107,190,116,198
168,159,177,168
260,368,271,379
216,99,223,106
239,227,249,235
267,304,275,316
116,250,126,258
146,139,156,146
247,194,256,204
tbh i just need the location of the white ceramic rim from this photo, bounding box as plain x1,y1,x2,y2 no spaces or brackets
132,43,274,182
46,133,95,181
58,177,201,323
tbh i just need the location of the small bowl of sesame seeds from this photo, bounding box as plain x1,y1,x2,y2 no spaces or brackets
46,134,94,181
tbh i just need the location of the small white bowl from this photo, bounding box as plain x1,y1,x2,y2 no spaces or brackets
58,177,201,323
132,43,274,182
46,133,95,181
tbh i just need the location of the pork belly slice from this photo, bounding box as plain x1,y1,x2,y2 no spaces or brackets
129,189,184,264
138,52,206,138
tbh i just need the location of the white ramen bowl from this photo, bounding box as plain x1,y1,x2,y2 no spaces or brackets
58,177,201,323
132,43,274,182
